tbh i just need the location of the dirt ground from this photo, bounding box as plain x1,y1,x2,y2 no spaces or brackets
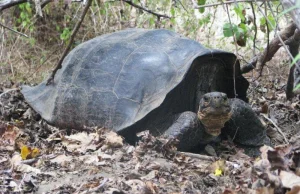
0,55,300,193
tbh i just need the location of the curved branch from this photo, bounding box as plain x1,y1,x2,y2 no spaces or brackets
241,22,297,74
0,0,51,11
121,0,171,19
0,23,29,37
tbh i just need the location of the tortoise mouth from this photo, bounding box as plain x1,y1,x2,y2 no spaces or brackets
198,111,232,136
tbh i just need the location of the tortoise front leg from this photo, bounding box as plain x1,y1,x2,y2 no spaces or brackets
163,111,217,151
223,98,271,156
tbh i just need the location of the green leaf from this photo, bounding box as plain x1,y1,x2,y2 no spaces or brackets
235,27,244,39
239,23,248,32
234,5,245,22
260,17,266,25
20,12,26,19
197,0,206,13
170,18,176,24
25,3,31,13
149,17,155,26
170,7,175,17
22,21,27,27
267,15,275,30
100,8,106,15
223,23,235,37
19,4,25,9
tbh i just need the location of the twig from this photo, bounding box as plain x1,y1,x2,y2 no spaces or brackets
121,0,171,19
176,151,216,161
175,0,188,13
177,151,239,166
250,2,257,56
87,178,108,192
193,0,276,9
0,88,19,99
46,0,92,85
26,47,61,82
0,0,52,11
260,114,289,144
0,23,28,38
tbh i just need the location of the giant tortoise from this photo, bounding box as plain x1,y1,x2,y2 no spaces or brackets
22,28,270,156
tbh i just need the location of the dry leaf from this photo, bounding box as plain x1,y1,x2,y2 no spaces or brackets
280,170,300,189
62,132,99,153
105,131,123,148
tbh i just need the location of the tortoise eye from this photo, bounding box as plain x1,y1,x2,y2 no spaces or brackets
204,96,209,102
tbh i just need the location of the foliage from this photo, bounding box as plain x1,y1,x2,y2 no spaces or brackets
0,0,297,85
16,3,34,31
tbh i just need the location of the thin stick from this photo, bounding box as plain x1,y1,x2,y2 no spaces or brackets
176,151,216,161
175,0,188,13
0,88,19,99
0,23,28,38
260,114,289,144
250,2,257,56
46,0,92,85
121,0,171,19
177,151,239,166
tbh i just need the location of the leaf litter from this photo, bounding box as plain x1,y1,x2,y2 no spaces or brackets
0,80,300,194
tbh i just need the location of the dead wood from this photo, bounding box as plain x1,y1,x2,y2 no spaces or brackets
241,22,297,74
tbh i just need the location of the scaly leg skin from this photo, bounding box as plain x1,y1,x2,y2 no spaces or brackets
223,98,271,157
162,111,217,151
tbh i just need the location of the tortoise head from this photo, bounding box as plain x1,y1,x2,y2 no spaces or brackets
197,92,232,136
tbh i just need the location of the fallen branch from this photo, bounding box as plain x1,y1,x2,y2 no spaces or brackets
177,151,216,161
241,22,297,74
121,0,171,19
46,0,92,85
177,151,239,167
0,23,29,38
0,0,51,11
